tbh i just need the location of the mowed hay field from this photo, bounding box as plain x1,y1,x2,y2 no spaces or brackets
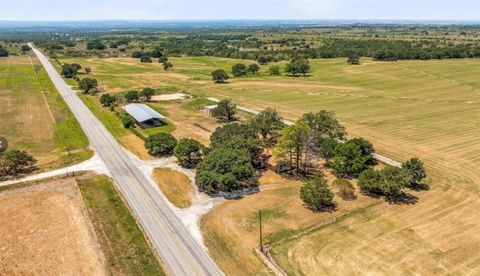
59,56,480,274
201,170,380,275
0,177,108,275
0,56,91,170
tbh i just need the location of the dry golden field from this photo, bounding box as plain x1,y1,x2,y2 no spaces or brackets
0,177,108,275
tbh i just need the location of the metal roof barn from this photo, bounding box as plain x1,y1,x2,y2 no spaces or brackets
123,103,165,128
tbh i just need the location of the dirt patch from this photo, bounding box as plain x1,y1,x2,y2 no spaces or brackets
151,93,191,101
153,168,194,208
0,178,108,275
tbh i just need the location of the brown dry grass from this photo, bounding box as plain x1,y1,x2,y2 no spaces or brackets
150,100,220,145
201,170,378,275
119,134,154,160
153,168,194,208
0,177,108,275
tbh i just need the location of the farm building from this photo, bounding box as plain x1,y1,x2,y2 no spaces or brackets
123,103,166,128
204,105,217,117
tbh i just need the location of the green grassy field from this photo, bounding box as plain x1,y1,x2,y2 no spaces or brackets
77,173,165,275
58,55,480,274
0,56,91,170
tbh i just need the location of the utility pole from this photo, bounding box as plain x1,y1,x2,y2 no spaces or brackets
259,209,263,254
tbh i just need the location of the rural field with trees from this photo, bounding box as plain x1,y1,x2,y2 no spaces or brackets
49,49,480,274
2,21,480,275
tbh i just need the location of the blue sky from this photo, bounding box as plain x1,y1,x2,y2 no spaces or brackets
1,0,479,21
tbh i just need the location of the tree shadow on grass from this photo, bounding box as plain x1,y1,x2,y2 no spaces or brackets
409,183,430,192
304,203,338,213
0,166,38,182
385,192,418,205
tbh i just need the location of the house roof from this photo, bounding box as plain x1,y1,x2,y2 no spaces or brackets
123,103,165,122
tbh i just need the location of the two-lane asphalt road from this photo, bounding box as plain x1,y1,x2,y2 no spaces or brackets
29,44,223,276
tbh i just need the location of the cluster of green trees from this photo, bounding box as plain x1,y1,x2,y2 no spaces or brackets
61,63,82,78
373,52,398,61
211,69,229,83
173,138,205,168
78,78,98,94
359,158,426,198
132,48,172,70
300,176,335,211
258,55,275,65
196,123,260,195
100,93,117,108
0,149,37,179
60,62,98,94
274,110,347,174
144,133,206,168
86,40,106,50
212,99,236,121
328,138,375,178
285,58,311,76
145,133,177,156
210,59,311,83
196,104,288,195
231,63,260,77
123,87,155,103
347,53,360,65
270,109,428,210
0,47,8,57
210,58,311,82
21,45,31,53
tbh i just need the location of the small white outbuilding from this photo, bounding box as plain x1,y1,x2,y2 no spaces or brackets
204,105,218,117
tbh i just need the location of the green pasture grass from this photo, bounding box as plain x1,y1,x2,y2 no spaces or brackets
0,56,91,169
77,174,165,275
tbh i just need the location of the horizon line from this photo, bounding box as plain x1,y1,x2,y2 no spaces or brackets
1,19,479,23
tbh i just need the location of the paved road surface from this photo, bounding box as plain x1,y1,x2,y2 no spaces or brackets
207,97,402,168
30,44,223,276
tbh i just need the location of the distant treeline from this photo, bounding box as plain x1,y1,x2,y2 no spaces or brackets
3,24,480,61
151,36,480,61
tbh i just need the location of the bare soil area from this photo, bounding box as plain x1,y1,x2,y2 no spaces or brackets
151,92,191,101
0,178,108,275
